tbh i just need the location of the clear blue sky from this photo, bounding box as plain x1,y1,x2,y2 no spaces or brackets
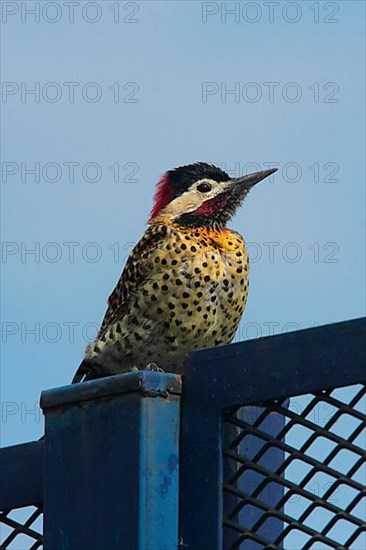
1,1,365,544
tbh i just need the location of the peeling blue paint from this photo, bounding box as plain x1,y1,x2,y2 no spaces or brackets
168,453,178,475
158,474,171,498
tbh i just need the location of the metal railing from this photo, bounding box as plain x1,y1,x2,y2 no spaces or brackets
180,317,366,549
222,386,365,548
1,317,365,549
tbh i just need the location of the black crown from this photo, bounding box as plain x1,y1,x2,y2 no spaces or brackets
167,162,230,196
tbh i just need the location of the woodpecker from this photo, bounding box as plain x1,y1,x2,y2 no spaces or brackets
72,162,277,383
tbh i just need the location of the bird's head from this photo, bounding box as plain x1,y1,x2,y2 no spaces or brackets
149,162,277,228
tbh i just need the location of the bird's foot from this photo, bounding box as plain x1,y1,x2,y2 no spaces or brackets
145,362,165,373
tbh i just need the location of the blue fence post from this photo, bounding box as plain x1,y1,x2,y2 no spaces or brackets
40,371,181,550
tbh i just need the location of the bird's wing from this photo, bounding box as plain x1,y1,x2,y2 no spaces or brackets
97,223,168,339
71,224,169,384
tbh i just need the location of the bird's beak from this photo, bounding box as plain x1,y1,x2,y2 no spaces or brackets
228,168,278,192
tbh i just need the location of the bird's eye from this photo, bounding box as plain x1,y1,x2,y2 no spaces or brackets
197,182,212,193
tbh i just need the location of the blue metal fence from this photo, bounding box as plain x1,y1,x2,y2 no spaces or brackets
1,317,365,549
180,317,366,549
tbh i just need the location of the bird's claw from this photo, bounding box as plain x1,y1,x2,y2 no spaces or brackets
145,362,165,373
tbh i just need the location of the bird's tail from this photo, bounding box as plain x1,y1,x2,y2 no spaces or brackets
72,359,108,383
71,359,92,384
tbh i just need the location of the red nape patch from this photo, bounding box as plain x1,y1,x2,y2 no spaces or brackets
149,173,175,221
194,193,228,216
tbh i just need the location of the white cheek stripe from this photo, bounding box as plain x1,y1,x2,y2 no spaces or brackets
161,179,230,218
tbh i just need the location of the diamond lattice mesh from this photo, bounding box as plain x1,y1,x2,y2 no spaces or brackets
223,384,366,549
0,506,43,549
